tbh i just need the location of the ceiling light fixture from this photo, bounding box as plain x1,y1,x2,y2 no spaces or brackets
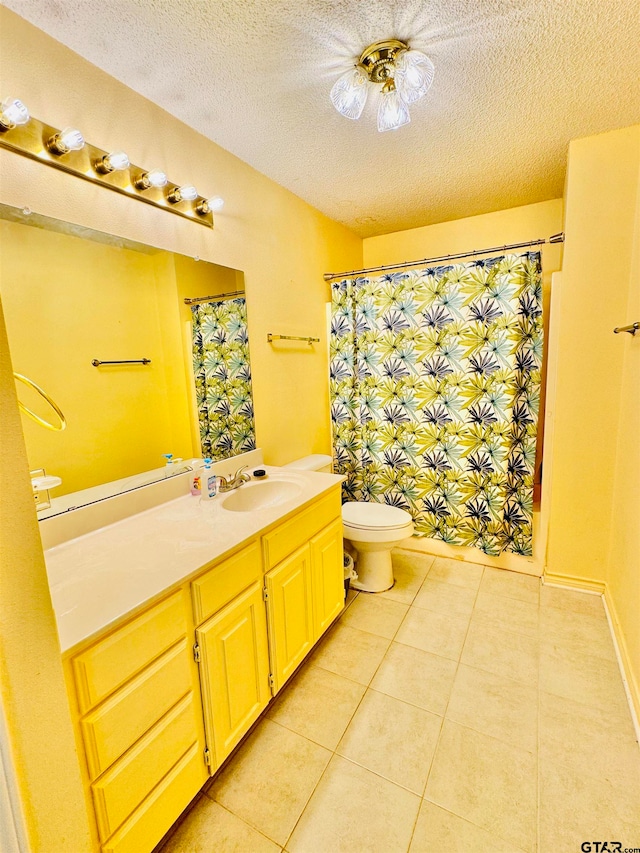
330,39,434,132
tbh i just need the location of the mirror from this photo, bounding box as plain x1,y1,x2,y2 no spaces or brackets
0,203,255,515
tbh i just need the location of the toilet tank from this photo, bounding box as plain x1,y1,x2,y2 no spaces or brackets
283,454,333,474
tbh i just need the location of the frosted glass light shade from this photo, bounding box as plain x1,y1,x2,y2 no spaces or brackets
55,127,85,152
377,89,411,132
394,49,435,105
0,97,29,129
103,150,130,172
145,169,168,188
330,68,369,120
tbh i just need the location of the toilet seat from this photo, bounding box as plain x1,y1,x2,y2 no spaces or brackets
342,501,413,531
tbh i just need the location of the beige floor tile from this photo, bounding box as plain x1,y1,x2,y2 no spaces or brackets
413,577,477,618
539,757,640,853
540,583,605,617
540,646,629,715
425,720,537,853
371,641,457,716
378,551,433,605
336,689,442,794
392,548,435,577
310,623,390,685
472,590,539,638
339,593,409,639
480,566,540,603
395,606,470,661
427,557,484,590
287,755,421,853
266,664,365,750
539,690,640,791
207,718,330,846
159,797,281,853
446,663,538,752
461,620,539,685
540,606,616,661
410,800,526,853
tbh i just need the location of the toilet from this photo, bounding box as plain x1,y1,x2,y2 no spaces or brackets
342,502,414,593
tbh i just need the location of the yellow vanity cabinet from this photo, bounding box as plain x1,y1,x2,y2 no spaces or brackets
262,488,344,693
66,590,207,853
191,541,270,771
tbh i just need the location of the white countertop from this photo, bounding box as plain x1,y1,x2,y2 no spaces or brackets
44,467,343,654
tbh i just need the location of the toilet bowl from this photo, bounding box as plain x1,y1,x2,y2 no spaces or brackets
342,501,414,593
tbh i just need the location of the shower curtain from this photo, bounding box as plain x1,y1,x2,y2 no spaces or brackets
191,297,256,461
330,253,543,556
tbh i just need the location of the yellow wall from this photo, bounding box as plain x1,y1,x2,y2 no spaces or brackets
545,125,640,715
363,199,564,575
0,7,361,849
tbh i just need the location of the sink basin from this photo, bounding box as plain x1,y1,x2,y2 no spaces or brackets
221,479,302,512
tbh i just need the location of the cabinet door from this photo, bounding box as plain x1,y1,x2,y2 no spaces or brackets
265,544,314,693
310,518,344,639
196,582,269,769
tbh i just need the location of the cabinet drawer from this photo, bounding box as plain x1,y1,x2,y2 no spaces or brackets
92,695,199,842
101,743,204,853
81,640,191,779
192,541,261,626
73,592,186,713
262,489,341,572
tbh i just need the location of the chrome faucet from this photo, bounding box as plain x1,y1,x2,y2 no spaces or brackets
216,464,251,493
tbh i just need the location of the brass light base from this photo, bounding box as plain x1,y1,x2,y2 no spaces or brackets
358,39,408,83
0,117,214,229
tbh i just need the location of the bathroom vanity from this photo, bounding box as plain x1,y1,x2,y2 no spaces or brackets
44,468,344,853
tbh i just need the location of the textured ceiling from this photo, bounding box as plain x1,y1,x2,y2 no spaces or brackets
3,0,640,237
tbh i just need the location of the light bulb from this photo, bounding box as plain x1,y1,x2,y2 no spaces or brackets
0,97,30,131
48,127,85,154
135,168,168,190
101,150,130,172
168,184,198,203
394,49,434,105
197,196,224,215
330,68,369,120
377,87,411,132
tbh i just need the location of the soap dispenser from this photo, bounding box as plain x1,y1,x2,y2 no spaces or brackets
200,458,218,501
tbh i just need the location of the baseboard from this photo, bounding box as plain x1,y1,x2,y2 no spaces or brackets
602,587,640,743
542,572,639,743
542,571,606,594
400,535,541,577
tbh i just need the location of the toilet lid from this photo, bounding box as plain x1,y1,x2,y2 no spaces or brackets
342,501,413,530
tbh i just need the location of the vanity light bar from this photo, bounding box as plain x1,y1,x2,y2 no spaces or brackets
0,101,221,229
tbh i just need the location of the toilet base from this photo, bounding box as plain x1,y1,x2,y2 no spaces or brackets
350,549,394,593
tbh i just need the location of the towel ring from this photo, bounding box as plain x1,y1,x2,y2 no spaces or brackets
13,372,67,432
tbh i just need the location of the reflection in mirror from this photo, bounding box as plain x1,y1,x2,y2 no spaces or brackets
0,203,255,515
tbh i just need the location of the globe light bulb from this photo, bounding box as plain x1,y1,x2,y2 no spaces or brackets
0,97,30,130
48,127,85,154
377,86,411,132
330,67,369,120
394,49,435,105
207,196,224,212
145,168,168,188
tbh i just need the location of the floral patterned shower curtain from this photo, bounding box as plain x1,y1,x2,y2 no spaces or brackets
330,253,543,556
192,297,256,461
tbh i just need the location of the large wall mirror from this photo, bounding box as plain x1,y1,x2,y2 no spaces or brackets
0,203,255,512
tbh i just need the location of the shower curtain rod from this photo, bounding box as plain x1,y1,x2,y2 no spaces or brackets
184,289,245,305
323,233,564,282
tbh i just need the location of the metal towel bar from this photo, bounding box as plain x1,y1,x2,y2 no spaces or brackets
267,334,319,346
92,358,152,366
613,322,639,336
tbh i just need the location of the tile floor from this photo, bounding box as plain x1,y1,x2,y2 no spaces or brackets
159,550,640,853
